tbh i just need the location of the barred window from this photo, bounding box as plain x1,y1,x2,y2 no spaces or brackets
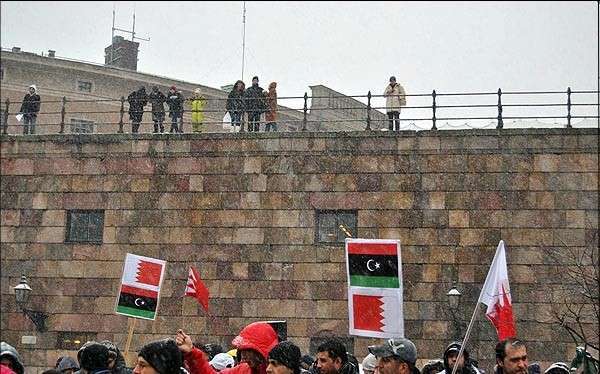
77,80,93,92
66,210,104,243
316,210,357,244
57,331,97,350
70,118,94,134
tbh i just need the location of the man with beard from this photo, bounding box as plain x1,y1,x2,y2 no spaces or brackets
495,339,528,374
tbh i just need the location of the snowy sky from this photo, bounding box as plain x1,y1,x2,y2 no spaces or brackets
1,1,598,128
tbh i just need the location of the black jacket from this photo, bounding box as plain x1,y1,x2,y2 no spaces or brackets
19,93,41,115
244,84,267,113
226,89,245,113
127,89,148,115
166,91,185,114
148,90,166,113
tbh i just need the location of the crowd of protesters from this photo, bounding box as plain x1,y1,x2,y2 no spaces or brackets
13,75,409,134
2,322,591,374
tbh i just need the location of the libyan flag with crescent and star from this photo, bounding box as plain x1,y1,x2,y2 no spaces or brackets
115,253,166,320
345,238,404,338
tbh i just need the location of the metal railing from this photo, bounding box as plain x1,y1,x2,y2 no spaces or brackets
1,88,598,135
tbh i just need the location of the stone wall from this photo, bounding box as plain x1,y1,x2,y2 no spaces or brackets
1,129,598,373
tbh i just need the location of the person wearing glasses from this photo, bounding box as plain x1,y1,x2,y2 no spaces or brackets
368,338,420,374
495,339,528,374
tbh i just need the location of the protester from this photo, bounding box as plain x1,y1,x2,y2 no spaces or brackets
266,341,302,374
315,338,356,374
368,338,419,374
264,82,278,132
191,88,207,133
148,86,167,133
176,321,279,374
226,80,246,131
0,342,24,374
211,353,235,372
300,356,315,372
438,342,479,374
78,342,111,374
166,86,185,133
19,84,41,135
100,340,131,374
421,361,443,374
383,76,406,131
127,86,148,133
495,339,528,374
244,76,266,132
57,357,80,374
362,354,378,374
543,363,569,374
134,339,184,374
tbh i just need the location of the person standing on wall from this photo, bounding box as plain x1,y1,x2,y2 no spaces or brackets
148,86,167,133
166,86,185,133
383,76,406,131
191,88,207,133
227,80,246,131
244,76,266,132
19,84,41,135
264,82,278,132
127,86,148,133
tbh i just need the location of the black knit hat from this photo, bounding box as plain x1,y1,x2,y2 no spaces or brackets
138,339,183,374
79,342,110,371
268,341,301,374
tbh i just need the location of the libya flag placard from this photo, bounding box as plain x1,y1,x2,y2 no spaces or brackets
346,238,404,338
115,253,166,320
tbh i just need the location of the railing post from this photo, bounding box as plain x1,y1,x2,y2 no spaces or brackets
59,96,67,134
431,90,437,130
3,98,9,135
118,96,125,133
566,87,572,128
302,92,308,131
365,91,372,131
496,88,503,129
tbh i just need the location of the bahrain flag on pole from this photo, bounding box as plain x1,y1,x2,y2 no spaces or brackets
478,240,517,341
185,266,210,312
115,253,166,320
346,238,404,338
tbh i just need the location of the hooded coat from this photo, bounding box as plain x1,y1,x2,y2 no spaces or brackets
184,322,278,374
57,357,80,373
19,85,41,116
0,342,24,374
438,342,479,374
127,87,148,121
226,81,246,113
191,89,206,126
264,82,277,123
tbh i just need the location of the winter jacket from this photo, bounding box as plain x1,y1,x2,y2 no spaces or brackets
244,85,267,113
127,88,148,118
166,91,185,115
227,83,246,113
184,322,278,374
191,97,206,125
0,342,24,374
438,342,480,374
264,83,277,122
383,83,406,112
19,85,41,116
148,90,167,114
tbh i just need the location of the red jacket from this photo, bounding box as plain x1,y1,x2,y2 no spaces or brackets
184,322,278,374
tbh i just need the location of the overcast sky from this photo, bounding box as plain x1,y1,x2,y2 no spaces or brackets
1,1,598,128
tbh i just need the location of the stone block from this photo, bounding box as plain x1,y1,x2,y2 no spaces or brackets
232,228,264,244
448,210,469,228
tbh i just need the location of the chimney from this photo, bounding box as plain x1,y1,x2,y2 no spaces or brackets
104,36,139,70
12,47,21,53
48,50,55,58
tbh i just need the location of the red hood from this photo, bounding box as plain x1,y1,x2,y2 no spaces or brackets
1,365,16,374
231,322,278,360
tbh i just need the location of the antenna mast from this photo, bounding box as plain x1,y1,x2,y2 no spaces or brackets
241,1,246,81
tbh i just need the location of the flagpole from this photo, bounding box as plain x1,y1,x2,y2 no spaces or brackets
450,301,482,374
123,317,137,364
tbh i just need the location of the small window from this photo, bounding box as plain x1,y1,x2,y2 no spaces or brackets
66,210,104,243
57,331,97,350
70,119,94,134
77,80,93,93
316,210,357,244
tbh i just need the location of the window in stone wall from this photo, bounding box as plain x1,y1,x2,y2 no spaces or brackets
66,210,104,243
77,80,93,93
70,118,94,134
57,331,97,350
316,210,357,244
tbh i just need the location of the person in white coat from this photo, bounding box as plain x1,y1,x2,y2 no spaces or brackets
383,76,406,131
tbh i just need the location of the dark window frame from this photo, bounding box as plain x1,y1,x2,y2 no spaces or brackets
57,331,98,350
315,209,358,244
76,80,93,93
65,209,104,244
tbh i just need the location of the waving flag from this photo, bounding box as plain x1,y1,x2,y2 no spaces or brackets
115,253,166,320
185,266,210,312
346,238,404,338
478,240,517,340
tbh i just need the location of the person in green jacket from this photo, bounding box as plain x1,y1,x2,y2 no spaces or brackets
191,88,206,133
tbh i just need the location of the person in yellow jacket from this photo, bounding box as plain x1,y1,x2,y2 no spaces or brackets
191,88,206,133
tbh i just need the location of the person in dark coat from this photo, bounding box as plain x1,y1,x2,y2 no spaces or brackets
244,76,266,132
148,86,167,133
19,84,41,135
438,342,480,374
267,341,302,374
166,86,185,133
134,339,184,374
78,342,111,374
127,86,148,133
226,80,246,131
100,341,132,374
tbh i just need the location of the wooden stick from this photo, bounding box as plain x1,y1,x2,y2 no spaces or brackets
123,318,137,363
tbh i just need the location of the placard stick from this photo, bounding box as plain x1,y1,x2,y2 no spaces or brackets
123,318,137,363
